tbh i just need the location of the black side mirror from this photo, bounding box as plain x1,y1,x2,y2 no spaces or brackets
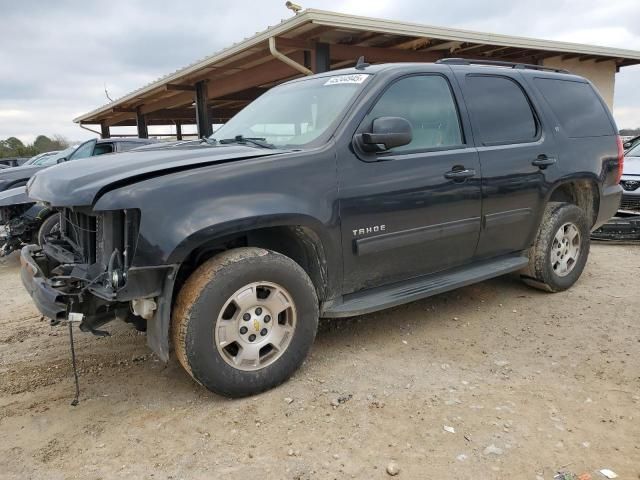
623,142,631,149
57,157,67,164
357,116,412,152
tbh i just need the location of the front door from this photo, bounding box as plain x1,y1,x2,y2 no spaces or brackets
338,73,482,294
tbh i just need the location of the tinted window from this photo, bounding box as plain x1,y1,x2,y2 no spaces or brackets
534,78,613,138
69,140,96,160
366,75,463,152
465,75,537,145
93,143,114,155
118,142,145,152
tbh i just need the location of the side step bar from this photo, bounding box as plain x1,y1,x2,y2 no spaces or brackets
322,254,529,318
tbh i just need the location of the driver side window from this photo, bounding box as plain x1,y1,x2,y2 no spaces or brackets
69,140,96,161
366,75,463,153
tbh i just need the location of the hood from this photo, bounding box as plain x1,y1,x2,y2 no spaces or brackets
27,143,288,207
623,155,640,176
0,164,45,191
0,186,30,207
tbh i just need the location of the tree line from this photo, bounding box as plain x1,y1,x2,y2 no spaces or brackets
0,135,70,159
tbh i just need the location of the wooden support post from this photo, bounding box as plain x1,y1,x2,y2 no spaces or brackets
136,107,148,139
195,81,212,138
314,42,330,73
100,123,110,139
175,122,183,140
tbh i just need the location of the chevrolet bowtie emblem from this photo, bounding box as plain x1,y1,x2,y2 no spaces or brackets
253,319,260,332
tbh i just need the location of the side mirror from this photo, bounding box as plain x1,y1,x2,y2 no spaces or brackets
623,142,631,149
57,157,67,164
357,116,412,152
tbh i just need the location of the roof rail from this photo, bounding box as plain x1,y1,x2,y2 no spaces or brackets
436,58,570,74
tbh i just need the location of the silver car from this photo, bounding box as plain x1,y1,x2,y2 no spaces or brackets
620,143,640,213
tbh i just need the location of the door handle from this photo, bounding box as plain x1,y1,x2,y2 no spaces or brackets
532,155,557,169
444,168,476,180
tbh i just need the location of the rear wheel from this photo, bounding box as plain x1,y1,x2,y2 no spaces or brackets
37,213,61,246
521,202,590,292
172,247,319,397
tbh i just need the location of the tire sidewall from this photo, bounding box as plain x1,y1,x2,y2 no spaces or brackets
185,252,318,397
37,214,60,246
541,205,590,291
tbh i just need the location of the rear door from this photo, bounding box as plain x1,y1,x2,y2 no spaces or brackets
454,70,557,259
338,72,482,293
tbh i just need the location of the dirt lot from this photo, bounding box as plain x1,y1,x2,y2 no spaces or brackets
0,244,638,480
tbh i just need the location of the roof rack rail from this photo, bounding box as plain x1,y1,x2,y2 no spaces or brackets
436,58,570,74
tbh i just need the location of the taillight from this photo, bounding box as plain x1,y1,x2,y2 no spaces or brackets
616,136,624,184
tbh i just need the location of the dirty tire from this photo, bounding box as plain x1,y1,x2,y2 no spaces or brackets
172,247,319,398
521,202,590,292
36,213,60,246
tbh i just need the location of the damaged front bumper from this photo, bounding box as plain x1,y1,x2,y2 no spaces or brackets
21,244,68,320
20,244,178,358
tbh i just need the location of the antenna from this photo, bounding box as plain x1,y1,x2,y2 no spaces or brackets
355,56,370,70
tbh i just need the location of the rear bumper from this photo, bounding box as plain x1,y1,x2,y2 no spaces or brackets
20,245,67,320
593,184,622,230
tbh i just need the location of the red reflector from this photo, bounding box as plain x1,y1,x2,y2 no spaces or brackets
616,136,624,184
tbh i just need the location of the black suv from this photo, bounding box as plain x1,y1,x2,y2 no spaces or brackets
21,60,622,397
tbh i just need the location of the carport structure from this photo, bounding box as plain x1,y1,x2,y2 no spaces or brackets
74,8,640,139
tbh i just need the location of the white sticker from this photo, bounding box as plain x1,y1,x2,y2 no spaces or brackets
324,74,369,86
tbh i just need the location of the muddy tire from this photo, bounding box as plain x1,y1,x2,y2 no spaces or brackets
521,202,590,292
172,247,319,397
37,213,60,246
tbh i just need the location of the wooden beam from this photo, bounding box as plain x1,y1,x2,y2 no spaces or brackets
195,80,212,138
202,54,306,99
136,107,148,139
166,83,196,91
139,91,194,115
595,57,617,63
100,123,110,139
112,106,137,113
330,43,440,63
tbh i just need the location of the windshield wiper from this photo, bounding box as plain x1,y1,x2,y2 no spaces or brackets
200,137,217,146
216,135,275,149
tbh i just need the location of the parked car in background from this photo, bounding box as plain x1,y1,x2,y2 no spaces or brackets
20,150,61,167
21,61,622,397
623,135,640,152
0,138,157,256
0,138,157,192
619,142,640,213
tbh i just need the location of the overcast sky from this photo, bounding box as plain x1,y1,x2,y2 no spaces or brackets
2,0,640,143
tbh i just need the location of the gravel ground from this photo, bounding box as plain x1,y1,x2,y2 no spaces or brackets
0,244,638,479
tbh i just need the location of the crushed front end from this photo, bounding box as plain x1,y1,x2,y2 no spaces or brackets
20,207,176,337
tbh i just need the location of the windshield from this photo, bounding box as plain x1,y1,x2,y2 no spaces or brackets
37,146,76,166
209,74,370,148
627,143,640,157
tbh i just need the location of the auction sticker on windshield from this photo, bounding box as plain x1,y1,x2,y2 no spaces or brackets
324,74,370,85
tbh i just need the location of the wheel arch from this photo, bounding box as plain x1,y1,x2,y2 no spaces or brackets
546,176,600,228
170,219,332,304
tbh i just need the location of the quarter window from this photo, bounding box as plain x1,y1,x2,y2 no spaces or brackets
533,78,613,138
366,75,463,152
465,75,537,145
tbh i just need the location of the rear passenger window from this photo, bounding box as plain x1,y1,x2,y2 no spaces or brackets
465,75,537,145
533,78,613,138
366,75,463,152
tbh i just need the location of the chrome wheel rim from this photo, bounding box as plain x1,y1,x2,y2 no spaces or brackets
550,222,581,277
215,281,296,371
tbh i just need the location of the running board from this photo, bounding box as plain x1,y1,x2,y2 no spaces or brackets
322,254,529,318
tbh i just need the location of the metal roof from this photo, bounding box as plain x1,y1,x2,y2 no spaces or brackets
75,8,640,126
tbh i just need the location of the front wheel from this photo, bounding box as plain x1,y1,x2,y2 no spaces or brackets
521,202,590,292
37,213,61,246
172,247,319,397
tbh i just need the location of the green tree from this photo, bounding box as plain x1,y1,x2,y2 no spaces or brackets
33,135,56,152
